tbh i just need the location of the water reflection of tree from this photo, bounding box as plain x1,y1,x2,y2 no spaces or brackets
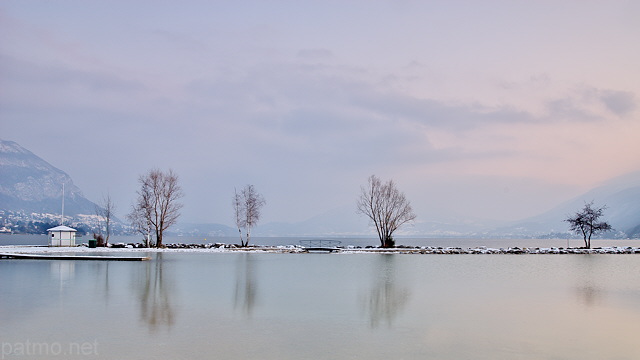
365,254,410,328
575,285,603,307
234,253,257,316
136,253,176,331
87,261,111,307
573,255,604,307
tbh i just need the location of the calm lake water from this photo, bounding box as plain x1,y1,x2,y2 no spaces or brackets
2,237,640,359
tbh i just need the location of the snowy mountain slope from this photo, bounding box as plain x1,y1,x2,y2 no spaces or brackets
0,139,98,215
500,172,640,237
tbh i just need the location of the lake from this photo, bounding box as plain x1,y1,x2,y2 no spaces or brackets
2,236,640,359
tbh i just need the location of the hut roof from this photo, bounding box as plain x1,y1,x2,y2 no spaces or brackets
47,225,77,232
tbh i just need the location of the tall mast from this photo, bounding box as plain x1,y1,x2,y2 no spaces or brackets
61,183,65,226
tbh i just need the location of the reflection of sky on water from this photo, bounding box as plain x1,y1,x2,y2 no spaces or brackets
0,261,56,324
1,253,639,359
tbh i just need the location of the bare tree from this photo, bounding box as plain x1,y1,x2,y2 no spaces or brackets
233,189,244,245
357,175,416,248
232,185,266,247
95,192,116,247
128,200,153,247
128,169,184,248
565,201,613,249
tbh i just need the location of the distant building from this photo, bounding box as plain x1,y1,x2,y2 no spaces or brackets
47,225,77,247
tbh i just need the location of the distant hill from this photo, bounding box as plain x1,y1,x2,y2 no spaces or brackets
498,172,640,238
0,139,98,216
252,173,640,239
172,222,237,237
250,205,504,238
254,205,370,237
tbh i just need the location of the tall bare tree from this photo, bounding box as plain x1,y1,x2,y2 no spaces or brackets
128,169,183,248
232,185,266,247
95,192,116,247
233,189,244,245
357,175,416,248
565,201,613,249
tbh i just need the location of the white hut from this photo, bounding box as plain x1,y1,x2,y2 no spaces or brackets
47,225,77,247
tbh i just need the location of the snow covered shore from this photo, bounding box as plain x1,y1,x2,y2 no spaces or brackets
2,244,640,255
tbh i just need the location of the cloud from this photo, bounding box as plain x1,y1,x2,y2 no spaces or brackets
0,53,144,111
178,60,579,178
3,0,639,226
349,89,537,130
599,90,637,116
546,97,600,122
545,87,638,122
297,48,333,60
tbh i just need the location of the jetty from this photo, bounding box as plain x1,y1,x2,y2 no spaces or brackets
299,239,342,253
0,253,151,261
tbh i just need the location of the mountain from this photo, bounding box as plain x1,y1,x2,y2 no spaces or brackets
252,173,640,239
251,205,504,238
0,139,98,216
173,222,237,237
254,205,369,237
498,172,640,238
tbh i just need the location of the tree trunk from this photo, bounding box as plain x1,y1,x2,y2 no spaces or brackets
382,235,395,248
156,229,163,248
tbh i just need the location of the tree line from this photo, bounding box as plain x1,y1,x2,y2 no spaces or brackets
124,169,267,248
110,168,613,249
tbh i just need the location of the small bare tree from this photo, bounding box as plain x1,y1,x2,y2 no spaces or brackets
128,169,183,248
95,192,116,247
232,185,266,247
357,175,416,248
565,201,613,249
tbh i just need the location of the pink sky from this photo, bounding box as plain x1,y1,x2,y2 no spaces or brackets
2,1,639,224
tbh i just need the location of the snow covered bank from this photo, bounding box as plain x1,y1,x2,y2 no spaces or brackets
0,243,306,254
341,246,640,254
2,244,640,255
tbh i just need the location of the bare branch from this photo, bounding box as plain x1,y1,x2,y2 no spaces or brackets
128,169,183,248
357,175,416,247
232,184,266,247
95,192,116,246
565,201,613,249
